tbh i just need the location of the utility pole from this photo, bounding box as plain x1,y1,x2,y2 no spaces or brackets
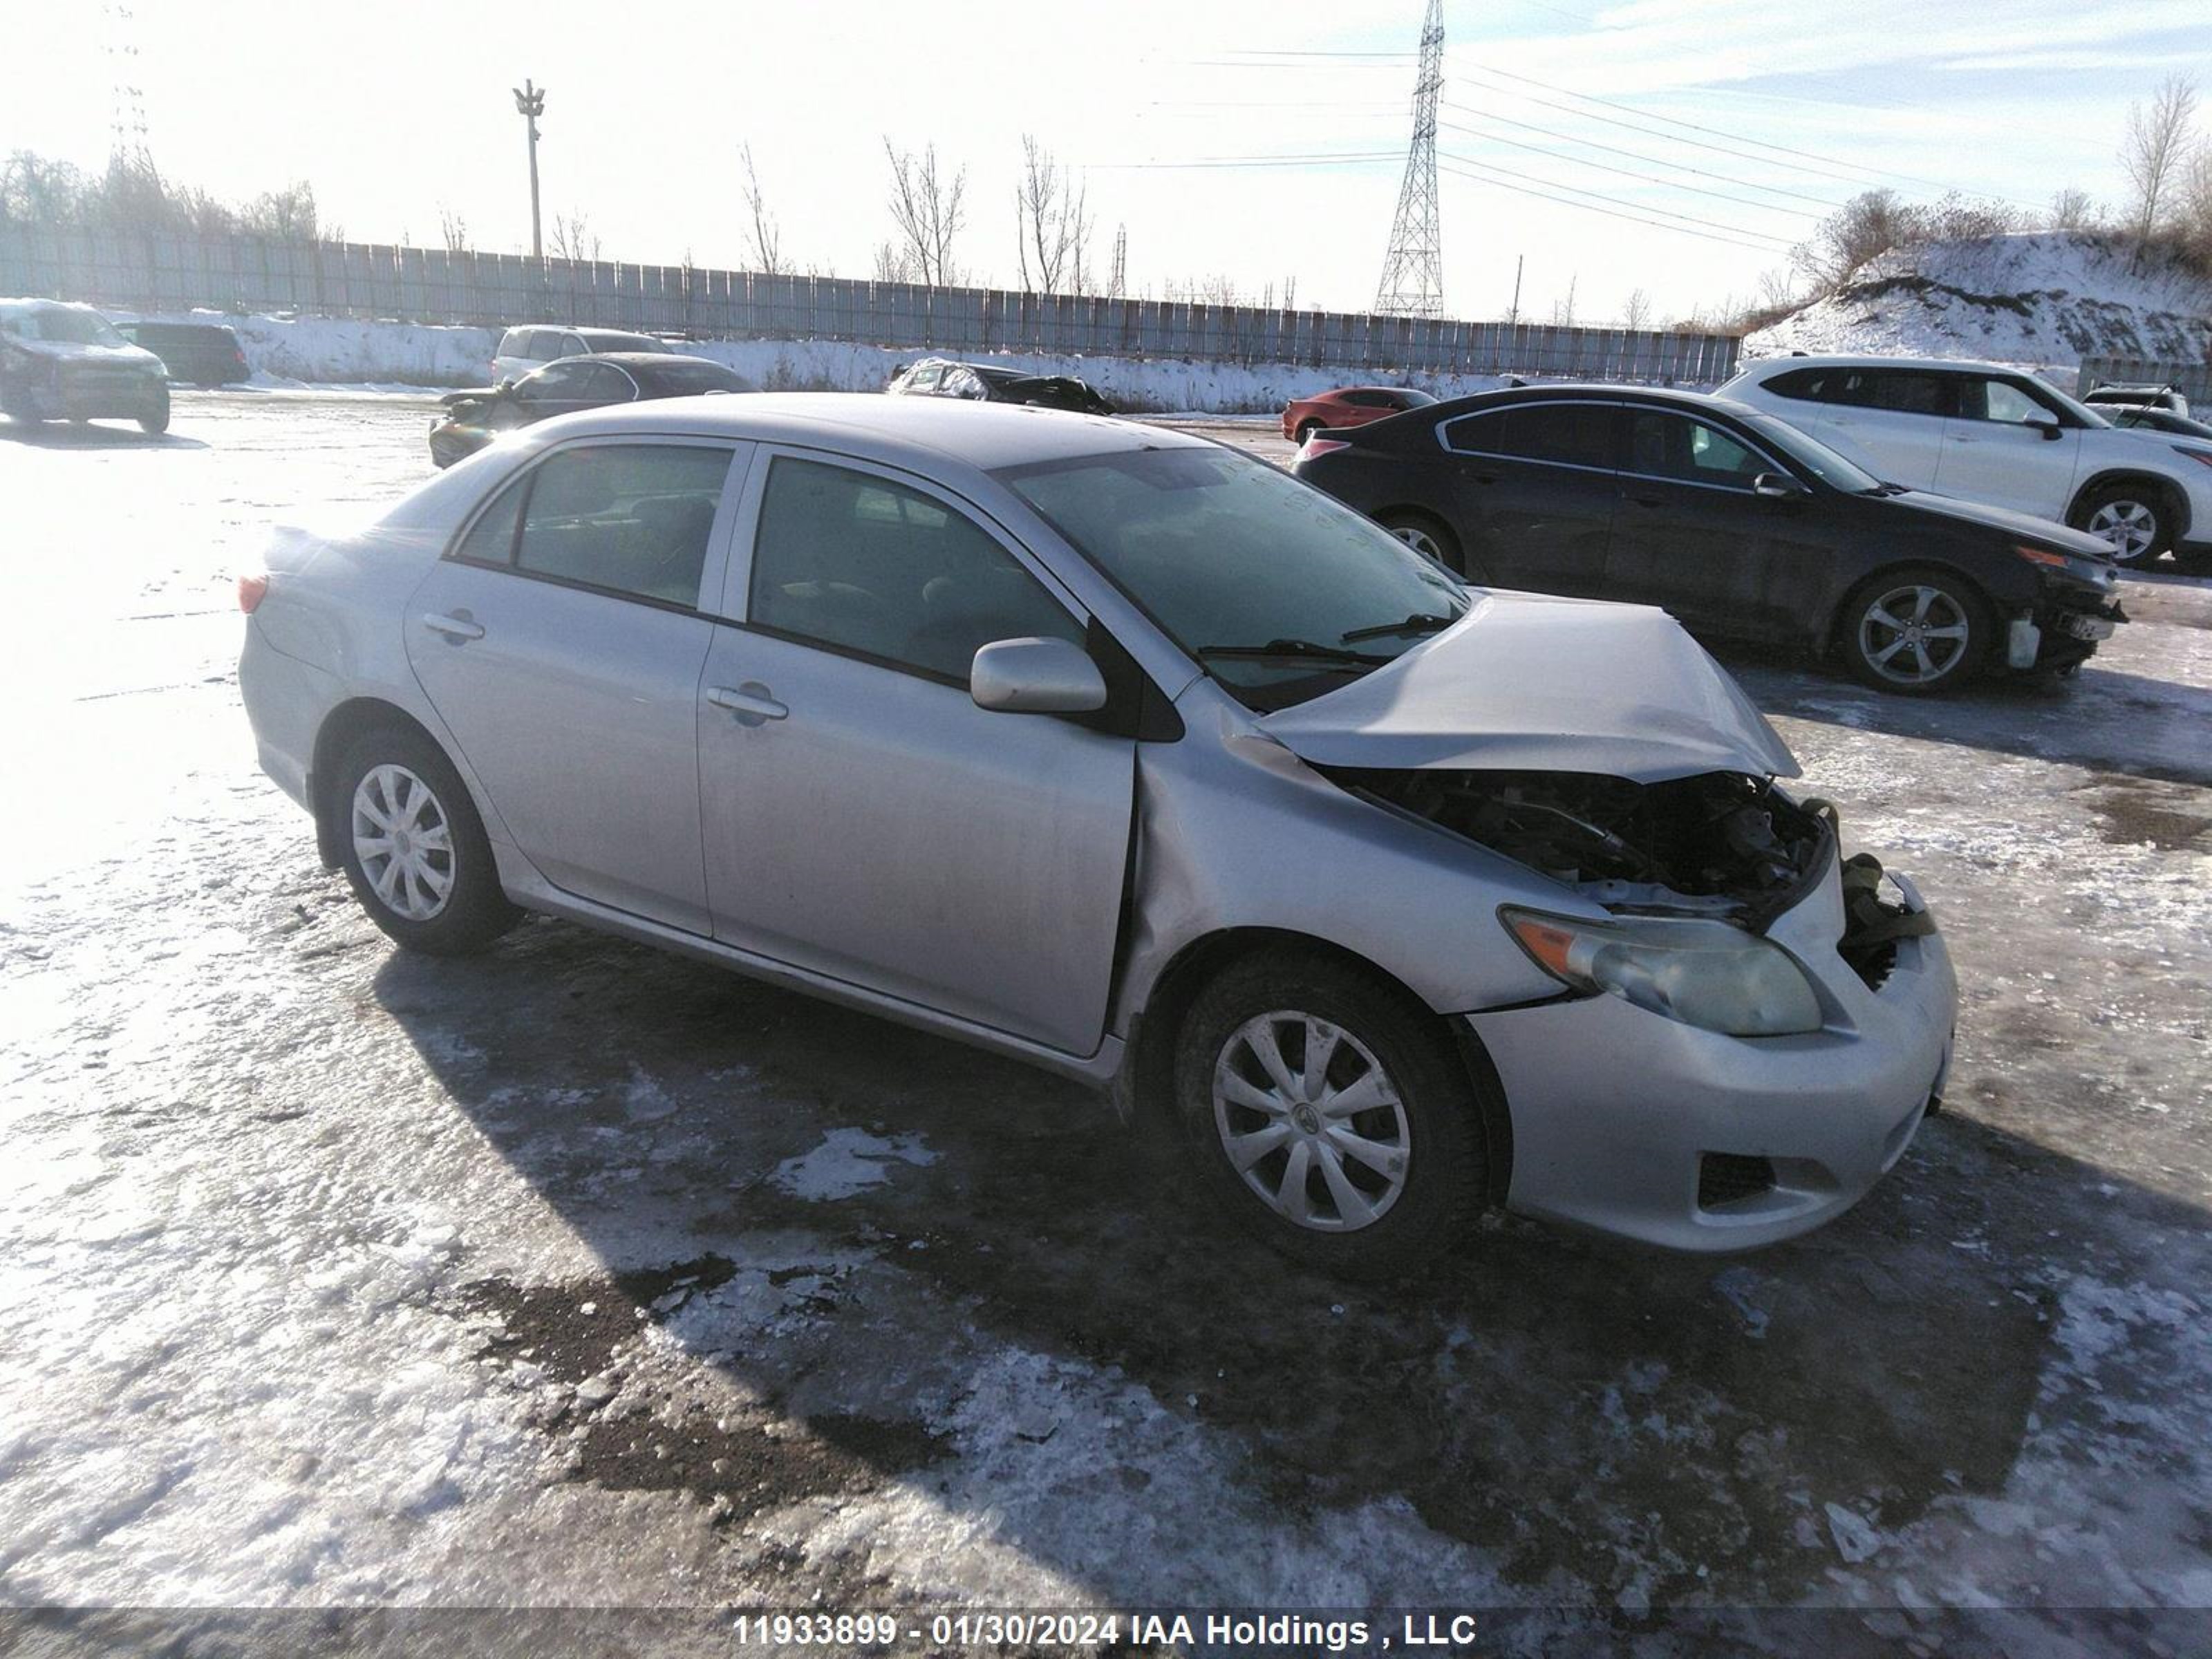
513,78,547,259
1508,254,1523,326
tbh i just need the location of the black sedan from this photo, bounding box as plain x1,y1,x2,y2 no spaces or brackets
886,356,1115,415
429,353,755,468
1292,385,2125,694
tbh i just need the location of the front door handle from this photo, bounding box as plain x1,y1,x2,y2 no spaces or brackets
421,611,485,641
706,682,789,724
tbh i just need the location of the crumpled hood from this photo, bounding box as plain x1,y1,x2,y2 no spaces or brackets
1884,487,2115,563
1258,588,1800,782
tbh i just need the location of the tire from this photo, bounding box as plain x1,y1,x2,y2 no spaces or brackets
1837,566,1991,695
1376,509,1477,579
1294,420,1322,445
1170,951,1487,1276
138,386,171,435
330,724,519,955
2070,480,2173,566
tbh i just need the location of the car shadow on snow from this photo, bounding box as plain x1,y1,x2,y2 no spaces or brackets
363,912,2209,1619
0,421,209,451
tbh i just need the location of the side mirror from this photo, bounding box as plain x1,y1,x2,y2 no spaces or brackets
497,377,517,393
971,637,1107,715
2027,413,2063,440
1752,471,1810,500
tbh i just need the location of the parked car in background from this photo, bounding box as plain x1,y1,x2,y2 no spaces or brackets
1721,355,2212,569
886,357,1114,414
491,326,673,383
0,298,170,433
1281,385,1436,444
2083,382,2190,418
115,319,250,386
2102,404,2212,442
428,353,754,467
238,393,1956,1271
1292,384,2123,695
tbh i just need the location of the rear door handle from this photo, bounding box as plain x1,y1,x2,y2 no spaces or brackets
706,682,788,724
420,611,485,641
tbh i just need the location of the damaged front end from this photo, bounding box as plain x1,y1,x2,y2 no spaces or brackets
1332,766,1930,996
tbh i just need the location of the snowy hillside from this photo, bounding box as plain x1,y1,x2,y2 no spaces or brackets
1744,232,2212,370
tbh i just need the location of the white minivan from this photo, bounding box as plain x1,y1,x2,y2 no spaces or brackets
1723,355,2212,568
490,325,672,385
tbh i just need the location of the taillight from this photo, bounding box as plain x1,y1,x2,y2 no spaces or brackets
1301,436,1352,460
238,573,268,613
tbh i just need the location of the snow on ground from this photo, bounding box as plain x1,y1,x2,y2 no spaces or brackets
1744,232,2212,371
138,306,1552,412
3,393,2211,1655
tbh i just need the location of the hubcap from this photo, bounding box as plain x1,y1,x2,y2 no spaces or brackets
350,763,455,921
1388,524,1442,562
2086,499,2157,561
1858,584,1971,686
1212,1011,1410,1233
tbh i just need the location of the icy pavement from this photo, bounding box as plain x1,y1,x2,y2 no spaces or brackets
1,393,2209,1655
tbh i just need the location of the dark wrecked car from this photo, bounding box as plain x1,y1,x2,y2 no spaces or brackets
428,353,755,467
1293,384,2124,695
887,355,1115,415
1,298,172,433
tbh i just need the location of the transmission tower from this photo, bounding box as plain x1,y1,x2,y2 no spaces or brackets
1109,224,1127,298
1374,0,1445,318
103,3,154,173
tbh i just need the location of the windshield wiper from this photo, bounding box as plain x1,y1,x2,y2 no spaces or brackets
1340,610,1459,644
1194,637,1393,666
1860,481,1911,497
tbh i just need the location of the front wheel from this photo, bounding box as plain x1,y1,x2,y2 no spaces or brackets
1294,420,1322,445
138,386,171,435
2070,482,2171,565
331,724,519,954
1839,568,1989,694
1170,953,1487,1275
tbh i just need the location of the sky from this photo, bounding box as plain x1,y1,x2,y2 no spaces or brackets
3,0,2208,324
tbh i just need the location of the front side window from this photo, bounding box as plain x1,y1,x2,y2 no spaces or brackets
1958,377,2050,424
748,457,1083,682
558,333,588,358
1624,411,1770,489
1000,447,1469,709
906,364,943,393
503,444,731,606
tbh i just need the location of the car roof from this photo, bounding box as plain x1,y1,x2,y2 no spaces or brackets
0,297,97,314
526,390,1193,472
1735,353,2030,376
566,351,724,368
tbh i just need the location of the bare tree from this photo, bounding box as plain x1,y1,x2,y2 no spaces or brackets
2048,187,2099,232
242,180,319,243
883,138,967,288
739,143,786,276
438,204,469,254
872,240,913,285
1622,288,1652,330
2177,142,2212,269
2121,75,2198,244
549,210,600,263
1013,134,1093,296
1549,274,1577,327
1792,189,1911,293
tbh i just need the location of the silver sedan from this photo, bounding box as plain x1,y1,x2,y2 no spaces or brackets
238,394,1957,1272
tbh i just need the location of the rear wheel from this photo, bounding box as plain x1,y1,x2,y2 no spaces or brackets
2070,480,2172,565
1839,568,1989,694
1376,510,1477,579
1170,953,1486,1276
331,724,519,954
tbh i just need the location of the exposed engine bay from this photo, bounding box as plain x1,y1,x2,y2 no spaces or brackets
1335,767,1835,932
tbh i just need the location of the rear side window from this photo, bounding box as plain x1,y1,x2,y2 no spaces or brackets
1447,402,1615,469
747,457,1082,682
1761,367,1828,401
1828,370,1953,416
507,444,732,606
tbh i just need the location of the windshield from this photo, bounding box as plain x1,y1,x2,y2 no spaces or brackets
999,447,1470,709
7,306,127,347
1400,388,1438,407
1743,413,1883,494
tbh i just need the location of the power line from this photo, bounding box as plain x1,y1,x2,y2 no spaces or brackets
1438,155,1794,253
1439,98,1845,209
1438,117,1824,220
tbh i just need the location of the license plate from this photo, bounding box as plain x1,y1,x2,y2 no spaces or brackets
2058,613,2115,641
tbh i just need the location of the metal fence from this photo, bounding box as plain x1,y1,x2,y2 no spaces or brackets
2078,355,2212,408
0,225,1741,385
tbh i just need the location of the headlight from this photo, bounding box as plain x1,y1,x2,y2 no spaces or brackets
1501,907,1824,1037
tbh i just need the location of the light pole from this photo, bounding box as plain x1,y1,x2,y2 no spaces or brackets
512,79,546,259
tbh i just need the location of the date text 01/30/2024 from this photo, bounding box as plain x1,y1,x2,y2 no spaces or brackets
729,1611,1488,1650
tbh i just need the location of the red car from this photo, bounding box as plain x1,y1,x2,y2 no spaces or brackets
1281,384,1436,443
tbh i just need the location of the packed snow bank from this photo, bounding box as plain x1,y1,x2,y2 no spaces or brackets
1745,233,2212,371
135,308,1663,411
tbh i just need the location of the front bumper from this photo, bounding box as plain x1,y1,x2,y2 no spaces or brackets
1466,858,1957,1252
2022,592,2126,673
6,366,168,420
